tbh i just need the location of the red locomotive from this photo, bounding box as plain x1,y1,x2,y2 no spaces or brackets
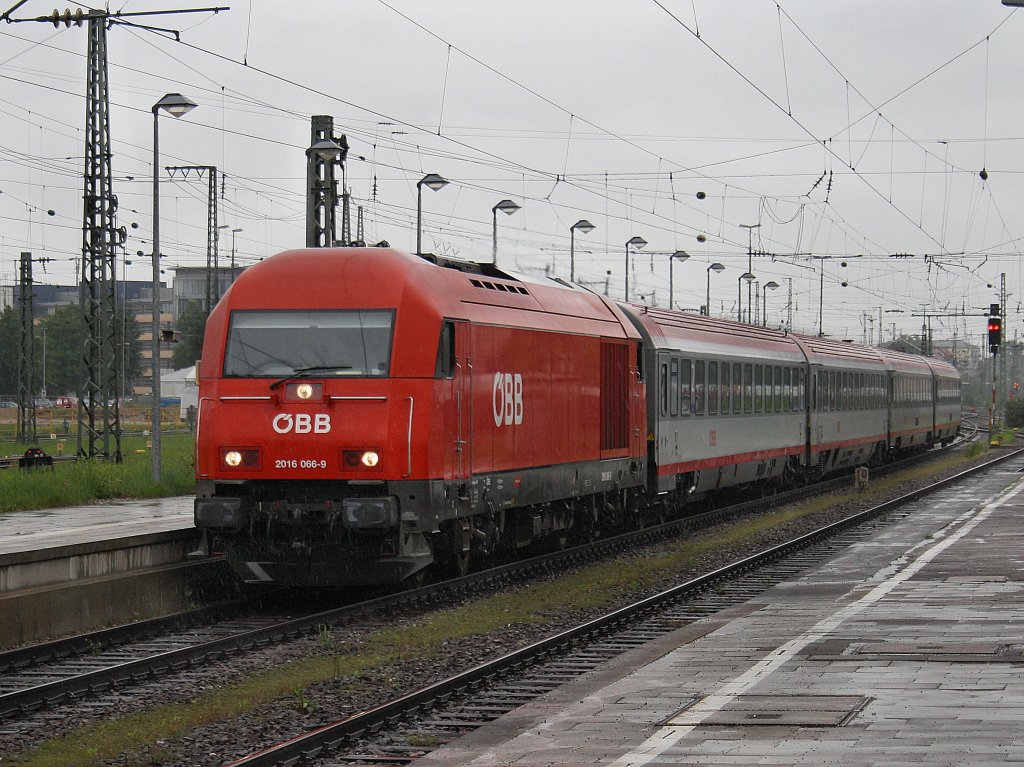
193,247,961,586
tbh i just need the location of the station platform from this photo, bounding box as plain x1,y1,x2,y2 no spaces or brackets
422,454,1024,766
0,497,205,648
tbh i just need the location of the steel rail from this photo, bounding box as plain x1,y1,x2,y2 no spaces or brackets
223,446,1024,767
0,441,995,720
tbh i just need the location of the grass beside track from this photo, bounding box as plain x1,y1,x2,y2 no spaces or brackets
0,433,194,513
3,446,996,767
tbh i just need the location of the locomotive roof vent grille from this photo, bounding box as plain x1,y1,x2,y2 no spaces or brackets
470,278,530,296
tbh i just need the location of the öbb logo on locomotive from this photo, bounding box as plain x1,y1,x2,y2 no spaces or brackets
492,371,523,427
272,413,332,434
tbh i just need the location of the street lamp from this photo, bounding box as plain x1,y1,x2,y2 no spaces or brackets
217,224,244,286
416,173,448,255
667,250,690,310
491,199,520,265
151,92,198,483
569,219,595,283
761,280,780,326
624,236,647,302
705,262,725,316
737,271,755,322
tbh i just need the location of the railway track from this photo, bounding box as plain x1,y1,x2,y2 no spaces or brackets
223,444,1024,767
0,442,1001,726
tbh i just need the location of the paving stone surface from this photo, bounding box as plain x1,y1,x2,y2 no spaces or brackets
0,496,194,555
420,458,1024,766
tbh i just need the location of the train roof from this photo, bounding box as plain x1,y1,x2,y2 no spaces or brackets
215,247,640,339
618,304,959,378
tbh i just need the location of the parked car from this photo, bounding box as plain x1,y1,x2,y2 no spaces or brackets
34,397,53,408
0,400,17,408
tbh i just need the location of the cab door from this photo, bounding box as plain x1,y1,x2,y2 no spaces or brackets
453,320,472,481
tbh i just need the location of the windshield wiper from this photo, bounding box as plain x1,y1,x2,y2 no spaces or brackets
269,365,352,390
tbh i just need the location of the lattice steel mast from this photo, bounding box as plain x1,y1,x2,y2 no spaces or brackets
17,252,35,444
2,3,229,461
166,165,219,313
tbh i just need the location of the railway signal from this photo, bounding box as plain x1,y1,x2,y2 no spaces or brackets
988,303,1002,354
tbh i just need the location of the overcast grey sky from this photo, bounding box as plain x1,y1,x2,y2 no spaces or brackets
2,0,1023,343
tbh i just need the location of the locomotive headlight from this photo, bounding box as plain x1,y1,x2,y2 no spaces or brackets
221,448,260,469
342,448,381,470
295,383,314,400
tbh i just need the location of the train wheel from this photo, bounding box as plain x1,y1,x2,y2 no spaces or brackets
435,519,472,579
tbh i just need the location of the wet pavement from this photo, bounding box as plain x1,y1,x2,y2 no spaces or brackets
421,456,1024,766
0,497,194,556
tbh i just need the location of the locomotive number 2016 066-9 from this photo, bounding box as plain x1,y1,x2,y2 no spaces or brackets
274,459,328,469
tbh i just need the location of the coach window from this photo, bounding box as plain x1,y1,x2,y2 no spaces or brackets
694,360,705,415
743,364,753,413
732,362,742,414
796,368,806,411
659,361,668,416
707,361,718,415
669,358,680,417
754,365,763,412
680,359,692,416
783,367,792,410
721,361,731,414
773,366,782,413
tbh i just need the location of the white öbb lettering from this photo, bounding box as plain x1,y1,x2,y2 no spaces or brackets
273,413,331,434
491,372,523,427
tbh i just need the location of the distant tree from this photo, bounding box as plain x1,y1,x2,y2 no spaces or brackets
35,304,142,398
172,300,207,370
0,307,18,396
36,305,81,396
1006,399,1024,428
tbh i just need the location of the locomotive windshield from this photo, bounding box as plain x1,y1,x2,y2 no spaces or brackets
223,309,394,378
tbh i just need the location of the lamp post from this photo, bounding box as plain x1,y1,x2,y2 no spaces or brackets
624,236,647,302
667,250,690,310
491,199,520,265
737,271,755,322
705,262,724,316
151,92,197,483
569,219,594,283
761,280,780,326
416,173,448,255
217,225,244,286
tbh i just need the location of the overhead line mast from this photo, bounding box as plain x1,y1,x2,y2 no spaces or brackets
2,3,227,461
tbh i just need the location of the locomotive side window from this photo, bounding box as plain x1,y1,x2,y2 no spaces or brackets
224,309,394,378
436,321,456,378
707,361,718,415
680,359,692,416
